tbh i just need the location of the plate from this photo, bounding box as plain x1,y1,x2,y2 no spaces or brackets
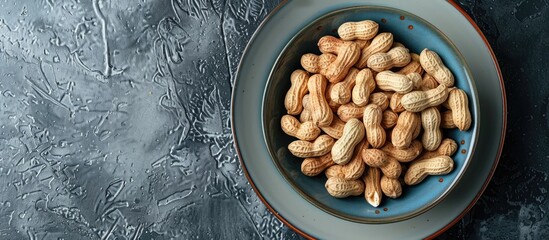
231,0,506,239
261,6,480,223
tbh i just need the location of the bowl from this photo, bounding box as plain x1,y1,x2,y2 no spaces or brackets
262,6,479,223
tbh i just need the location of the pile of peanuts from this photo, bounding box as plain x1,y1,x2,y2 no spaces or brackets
281,20,472,207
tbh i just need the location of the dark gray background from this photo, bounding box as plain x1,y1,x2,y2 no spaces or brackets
0,0,546,239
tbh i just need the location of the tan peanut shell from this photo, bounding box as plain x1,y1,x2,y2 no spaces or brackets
363,104,386,148
326,83,342,111
397,53,424,75
380,157,402,179
441,110,456,129
421,107,442,151
330,68,359,104
389,92,405,113
419,49,454,87
338,20,379,41
284,70,309,115
300,95,313,122
381,110,399,129
356,32,393,68
301,53,336,73
381,175,402,198
392,111,421,149
319,115,346,139
308,74,333,126
288,134,335,158
404,156,454,185
352,68,374,107
362,148,387,168
281,115,321,141
325,165,345,178
318,36,344,54
381,140,423,163
420,73,439,90
369,92,389,111
419,138,458,160
407,73,423,90
447,88,472,131
325,177,365,198
301,153,336,176
367,46,411,72
354,39,371,49
321,42,361,83
400,84,449,112
375,71,414,94
337,102,365,122
392,42,405,48
332,118,365,165
364,167,382,207
341,142,367,179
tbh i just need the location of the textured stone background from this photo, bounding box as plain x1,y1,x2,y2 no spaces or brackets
0,0,546,239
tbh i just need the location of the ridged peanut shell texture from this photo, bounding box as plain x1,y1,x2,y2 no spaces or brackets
325,177,364,198
280,115,320,141
338,20,379,41
331,118,365,165
392,111,421,149
308,74,333,127
301,153,335,176
288,135,334,158
284,70,309,115
404,156,454,185
447,88,472,131
419,49,454,87
363,104,386,148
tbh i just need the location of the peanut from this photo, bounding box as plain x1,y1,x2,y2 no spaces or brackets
361,148,387,168
281,115,321,141
354,39,371,49
318,36,344,54
363,167,382,207
375,71,414,94
407,73,423,90
288,134,335,158
381,110,398,129
421,107,442,151
363,104,386,148
369,92,389,111
300,94,313,122
419,49,454,87
356,32,393,68
284,70,309,115
367,46,411,72
352,68,375,107
397,53,423,75
330,68,359,104
418,138,458,160
392,111,421,149
420,73,439,90
381,140,423,163
332,118,365,165
447,88,472,131
319,115,345,139
338,20,379,41
300,53,337,74
381,175,402,198
326,83,342,111
318,38,361,83
404,156,454,185
327,141,367,180
441,110,456,129
325,177,364,198
389,92,405,113
361,149,401,178
400,84,449,112
337,102,365,122
392,42,405,48
308,74,333,126
301,153,335,176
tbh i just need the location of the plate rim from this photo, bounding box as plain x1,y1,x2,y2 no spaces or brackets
230,0,507,239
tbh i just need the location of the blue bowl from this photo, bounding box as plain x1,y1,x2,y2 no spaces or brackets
262,6,479,223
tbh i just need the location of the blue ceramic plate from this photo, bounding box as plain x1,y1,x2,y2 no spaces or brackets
232,0,505,239
262,6,479,223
